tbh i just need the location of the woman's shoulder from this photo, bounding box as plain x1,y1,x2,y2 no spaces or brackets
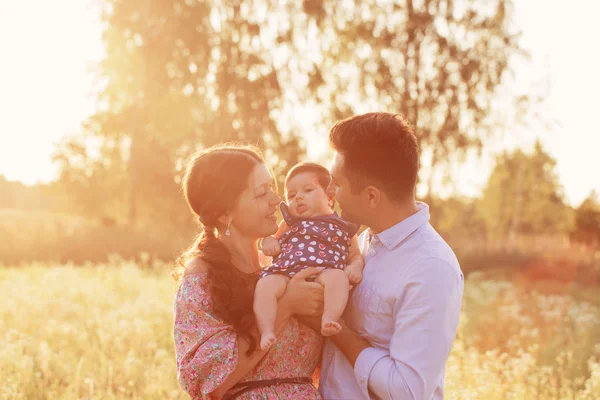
184,257,211,276
177,258,212,304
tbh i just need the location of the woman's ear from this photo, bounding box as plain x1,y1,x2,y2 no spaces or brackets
217,214,232,228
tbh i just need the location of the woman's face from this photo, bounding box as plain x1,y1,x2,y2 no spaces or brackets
229,163,281,239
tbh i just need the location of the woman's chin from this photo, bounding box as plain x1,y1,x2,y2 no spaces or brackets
261,221,278,236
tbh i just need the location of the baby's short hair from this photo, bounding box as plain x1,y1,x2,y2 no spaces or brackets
285,163,336,208
285,162,332,192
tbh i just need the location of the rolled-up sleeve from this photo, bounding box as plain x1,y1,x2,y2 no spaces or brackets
353,258,464,400
174,277,238,399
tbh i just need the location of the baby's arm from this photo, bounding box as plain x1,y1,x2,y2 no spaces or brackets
261,221,290,257
344,235,365,285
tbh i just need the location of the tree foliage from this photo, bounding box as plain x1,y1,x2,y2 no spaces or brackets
297,0,522,178
571,191,600,248
478,141,572,241
53,0,524,224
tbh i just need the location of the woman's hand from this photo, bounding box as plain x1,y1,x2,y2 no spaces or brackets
279,267,324,317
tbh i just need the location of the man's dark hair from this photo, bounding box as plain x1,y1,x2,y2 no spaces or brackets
329,112,419,202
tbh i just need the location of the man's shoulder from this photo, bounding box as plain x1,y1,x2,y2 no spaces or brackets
407,225,462,277
420,223,457,255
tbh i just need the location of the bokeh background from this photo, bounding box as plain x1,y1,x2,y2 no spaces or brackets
1,0,599,399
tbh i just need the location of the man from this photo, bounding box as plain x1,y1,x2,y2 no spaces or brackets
320,112,464,400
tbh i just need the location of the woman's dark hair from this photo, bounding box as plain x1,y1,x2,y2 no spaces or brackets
175,143,267,355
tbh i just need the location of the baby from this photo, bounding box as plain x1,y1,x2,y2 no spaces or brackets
254,162,364,350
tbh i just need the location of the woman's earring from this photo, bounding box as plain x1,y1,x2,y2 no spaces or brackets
225,221,231,236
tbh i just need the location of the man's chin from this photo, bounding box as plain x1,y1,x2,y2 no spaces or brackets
340,209,359,224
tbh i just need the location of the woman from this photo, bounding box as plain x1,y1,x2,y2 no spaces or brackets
173,144,324,399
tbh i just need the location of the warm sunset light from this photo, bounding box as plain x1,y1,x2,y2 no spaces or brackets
1,1,599,399
1,1,599,205
0,1,103,184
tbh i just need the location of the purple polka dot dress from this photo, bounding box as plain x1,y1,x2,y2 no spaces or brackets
260,203,361,279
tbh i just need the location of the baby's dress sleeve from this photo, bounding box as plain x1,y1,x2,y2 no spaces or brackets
279,202,296,227
174,275,238,399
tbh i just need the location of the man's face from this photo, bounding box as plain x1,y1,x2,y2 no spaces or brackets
329,152,367,225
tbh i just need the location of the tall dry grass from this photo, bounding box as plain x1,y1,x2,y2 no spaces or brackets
1,262,599,399
0,263,183,399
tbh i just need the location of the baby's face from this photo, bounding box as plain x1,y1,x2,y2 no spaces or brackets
285,172,333,218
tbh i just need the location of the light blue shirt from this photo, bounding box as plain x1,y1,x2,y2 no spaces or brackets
320,202,464,400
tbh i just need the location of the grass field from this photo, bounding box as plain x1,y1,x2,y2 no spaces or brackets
1,263,599,399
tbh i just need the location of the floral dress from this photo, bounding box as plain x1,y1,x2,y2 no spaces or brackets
174,273,323,399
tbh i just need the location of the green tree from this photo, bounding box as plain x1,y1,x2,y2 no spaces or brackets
478,140,571,242
430,196,487,243
54,0,526,225
56,1,306,225
295,0,524,191
0,175,56,212
571,191,600,248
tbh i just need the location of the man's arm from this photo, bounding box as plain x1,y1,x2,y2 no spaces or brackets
328,319,370,366
332,258,464,400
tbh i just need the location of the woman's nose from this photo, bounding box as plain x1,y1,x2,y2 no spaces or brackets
269,192,281,205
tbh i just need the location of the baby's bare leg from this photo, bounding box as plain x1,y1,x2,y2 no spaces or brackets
316,268,350,336
253,274,290,351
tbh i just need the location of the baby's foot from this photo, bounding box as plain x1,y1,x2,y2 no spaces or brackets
260,332,276,351
321,319,342,336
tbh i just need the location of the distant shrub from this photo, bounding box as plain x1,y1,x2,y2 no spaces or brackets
0,208,194,265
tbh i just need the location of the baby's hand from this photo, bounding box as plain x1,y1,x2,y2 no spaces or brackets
344,263,363,285
261,236,281,257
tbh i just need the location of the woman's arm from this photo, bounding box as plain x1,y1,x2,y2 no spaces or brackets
212,307,291,398
211,267,324,398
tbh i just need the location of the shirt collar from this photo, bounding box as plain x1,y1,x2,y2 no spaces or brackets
368,202,430,250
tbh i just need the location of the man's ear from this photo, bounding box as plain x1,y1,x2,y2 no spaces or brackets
364,186,381,208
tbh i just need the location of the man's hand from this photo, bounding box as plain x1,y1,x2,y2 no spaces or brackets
345,262,363,285
261,236,281,257
296,315,322,333
279,267,325,317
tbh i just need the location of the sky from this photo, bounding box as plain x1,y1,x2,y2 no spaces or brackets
0,0,598,207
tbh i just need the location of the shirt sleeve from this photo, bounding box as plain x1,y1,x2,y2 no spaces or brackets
173,276,238,399
353,257,464,400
